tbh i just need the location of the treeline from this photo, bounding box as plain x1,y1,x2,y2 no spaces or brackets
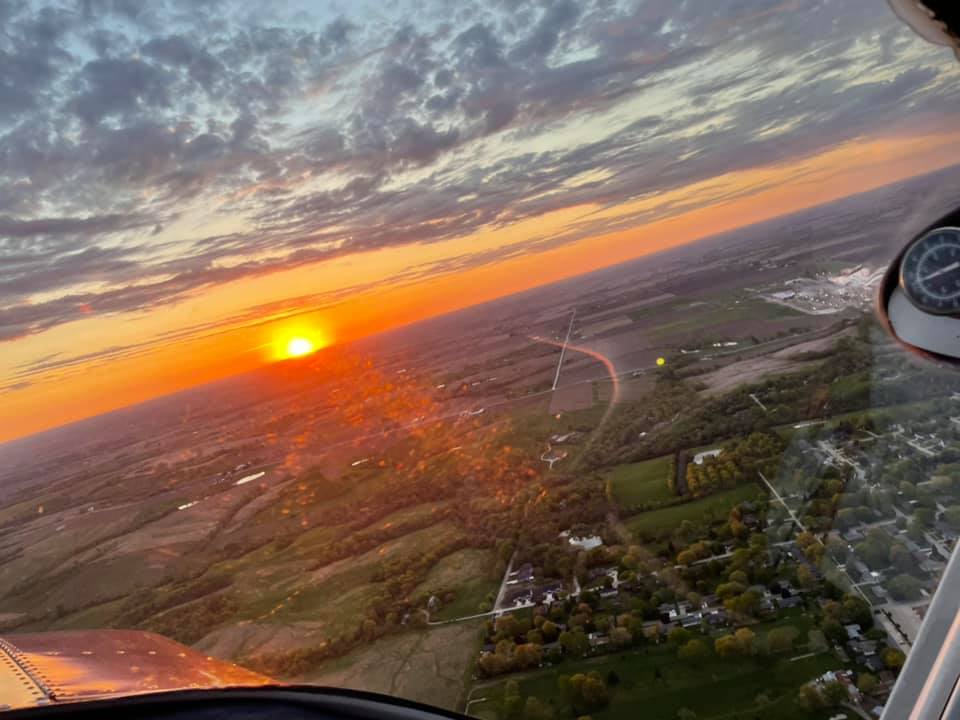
686,432,785,496
115,574,234,627
577,330,958,476
147,593,239,645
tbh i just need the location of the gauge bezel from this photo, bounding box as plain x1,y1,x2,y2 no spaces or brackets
898,226,960,316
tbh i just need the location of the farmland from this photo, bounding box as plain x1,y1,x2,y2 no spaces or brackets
625,484,761,540
606,456,676,509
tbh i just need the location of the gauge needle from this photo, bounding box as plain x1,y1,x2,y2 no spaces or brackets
920,261,960,282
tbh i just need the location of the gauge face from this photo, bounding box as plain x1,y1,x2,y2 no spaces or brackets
900,227,960,315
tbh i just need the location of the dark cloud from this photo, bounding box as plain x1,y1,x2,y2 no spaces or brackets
1,0,958,361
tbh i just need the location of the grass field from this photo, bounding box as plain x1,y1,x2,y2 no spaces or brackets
606,456,675,509
477,623,845,720
643,299,803,339
307,620,486,710
625,484,761,539
413,548,498,621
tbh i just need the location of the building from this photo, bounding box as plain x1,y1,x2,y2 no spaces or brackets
567,535,603,551
693,449,722,465
845,624,863,641
506,563,534,585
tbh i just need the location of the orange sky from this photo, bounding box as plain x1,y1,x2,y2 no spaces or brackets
2,126,959,443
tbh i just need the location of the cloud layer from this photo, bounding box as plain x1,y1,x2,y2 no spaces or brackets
1,0,958,349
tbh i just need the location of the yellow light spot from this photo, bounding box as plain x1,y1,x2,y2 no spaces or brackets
286,337,315,358
656,357,666,366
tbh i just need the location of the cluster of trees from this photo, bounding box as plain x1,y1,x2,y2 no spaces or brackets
147,593,239,645
819,594,874,646
685,433,786,497
116,574,234,627
714,627,756,657
797,679,849,712
558,672,610,715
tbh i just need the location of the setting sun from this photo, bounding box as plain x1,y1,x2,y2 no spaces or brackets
286,337,316,358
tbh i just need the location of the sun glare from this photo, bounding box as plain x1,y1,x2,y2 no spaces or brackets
286,337,316,358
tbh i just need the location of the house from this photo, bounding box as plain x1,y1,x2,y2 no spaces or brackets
865,656,885,673
815,669,859,700
706,609,728,626
506,563,534,585
850,640,878,657
540,581,564,604
599,588,619,599
778,595,803,609
681,612,703,629
845,624,863,640
844,527,866,543
693,449,722,465
568,535,603,551
658,603,678,623
587,632,610,648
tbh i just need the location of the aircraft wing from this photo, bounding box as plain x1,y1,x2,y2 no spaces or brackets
0,629,275,711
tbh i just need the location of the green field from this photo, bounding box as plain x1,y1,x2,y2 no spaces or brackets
413,548,498,621
642,299,803,338
606,456,675,509
478,622,844,720
625,484,761,539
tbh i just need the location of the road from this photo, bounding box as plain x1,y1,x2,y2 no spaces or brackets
758,471,874,605
673,539,796,570
493,553,515,613
816,440,866,484
757,471,811,535
552,309,576,391
892,506,954,561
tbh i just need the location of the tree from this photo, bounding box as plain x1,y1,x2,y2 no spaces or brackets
913,507,935,528
883,647,906,671
503,680,523,720
797,684,824,711
478,651,511,677
677,639,709,664
822,619,846,646
822,680,848,706
888,573,923,601
515,643,543,669
523,697,552,720
668,627,691,645
564,672,609,714
797,564,817,589
857,673,879,695
610,626,632,648
728,569,749,585
495,615,520,640
677,709,697,720
559,630,589,658
944,505,960,530
714,634,739,658
889,544,913,574
541,620,559,642
734,627,756,656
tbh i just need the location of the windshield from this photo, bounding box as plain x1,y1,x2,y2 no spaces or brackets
1,1,959,718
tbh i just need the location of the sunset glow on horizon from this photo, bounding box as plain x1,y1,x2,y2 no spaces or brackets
285,337,317,359
1,0,960,443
